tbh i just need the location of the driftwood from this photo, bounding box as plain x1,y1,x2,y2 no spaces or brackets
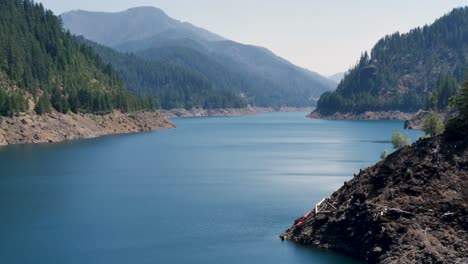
315,197,337,214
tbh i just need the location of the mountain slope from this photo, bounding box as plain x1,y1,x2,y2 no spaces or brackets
314,7,468,116
205,40,336,98
0,0,173,145
61,7,224,47
61,7,335,108
77,38,246,109
135,44,315,107
0,0,156,116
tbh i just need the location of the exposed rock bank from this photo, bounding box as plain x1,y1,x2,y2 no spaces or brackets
404,110,455,130
159,107,259,118
0,111,175,146
281,120,468,263
308,110,416,120
160,107,314,118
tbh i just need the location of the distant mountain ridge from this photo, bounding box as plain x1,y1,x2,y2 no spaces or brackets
0,0,174,146
314,7,468,116
328,72,345,83
62,7,224,47
61,7,335,108
76,37,246,110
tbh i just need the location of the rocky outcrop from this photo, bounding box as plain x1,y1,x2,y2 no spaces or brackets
404,111,430,130
0,111,175,146
308,110,416,120
281,119,468,263
404,110,455,130
160,107,314,118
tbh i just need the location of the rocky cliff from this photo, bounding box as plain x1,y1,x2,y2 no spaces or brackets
281,118,468,263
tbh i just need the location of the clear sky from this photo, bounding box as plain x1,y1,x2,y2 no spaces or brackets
38,0,467,76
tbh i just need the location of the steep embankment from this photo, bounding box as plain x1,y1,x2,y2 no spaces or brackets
281,120,468,263
0,111,174,146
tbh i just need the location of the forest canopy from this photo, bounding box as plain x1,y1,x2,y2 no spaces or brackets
316,7,468,115
0,0,155,116
78,38,247,110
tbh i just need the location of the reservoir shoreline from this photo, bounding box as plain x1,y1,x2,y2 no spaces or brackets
0,107,313,146
308,110,417,121
160,107,314,118
0,110,175,146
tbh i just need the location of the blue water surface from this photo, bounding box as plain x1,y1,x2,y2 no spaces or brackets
0,112,421,263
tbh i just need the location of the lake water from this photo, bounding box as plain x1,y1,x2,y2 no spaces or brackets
0,112,422,264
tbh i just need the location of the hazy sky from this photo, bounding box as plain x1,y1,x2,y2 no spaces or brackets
38,0,467,76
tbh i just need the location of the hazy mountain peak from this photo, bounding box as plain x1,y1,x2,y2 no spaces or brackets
62,6,335,107
61,6,224,46
124,6,164,12
328,72,345,83
122,6,170,18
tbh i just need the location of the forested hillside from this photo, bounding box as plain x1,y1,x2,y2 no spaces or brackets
316,7,467,115
62,7,335,108
0,0,154,117
135,44,304,107
79,38,246,109
134,40,334,107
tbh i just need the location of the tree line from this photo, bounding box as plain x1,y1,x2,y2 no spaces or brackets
78,38,247,110
317,7,468,115
0,0,155,117
136,45,319,108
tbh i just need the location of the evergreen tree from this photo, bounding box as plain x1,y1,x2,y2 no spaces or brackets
35,94,52,115
0,0,155,117
459,75,468,117
316,7,468,115
77,38,247,110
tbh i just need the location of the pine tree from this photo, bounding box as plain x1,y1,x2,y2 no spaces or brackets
459,75,468,117
316,7,468,115
35,94,52,115
0,0,156,117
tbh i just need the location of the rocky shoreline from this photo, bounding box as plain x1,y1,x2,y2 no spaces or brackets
0,111,175,146
159,107,314,118
308,110,417,121
0,106,313,146
404,110,456,130
280,122,468,263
